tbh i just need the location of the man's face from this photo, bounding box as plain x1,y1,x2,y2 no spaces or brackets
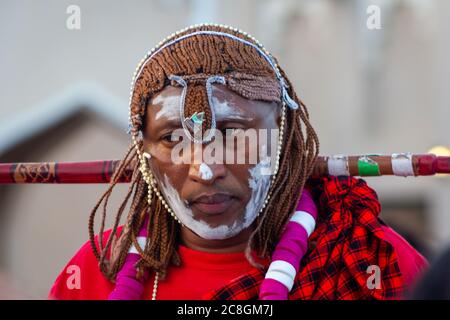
143,84,280,239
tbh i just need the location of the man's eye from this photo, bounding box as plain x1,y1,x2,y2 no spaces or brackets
161,133,176,143
223,128,244,136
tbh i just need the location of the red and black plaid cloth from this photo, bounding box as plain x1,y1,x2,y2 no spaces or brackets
205,175,404,300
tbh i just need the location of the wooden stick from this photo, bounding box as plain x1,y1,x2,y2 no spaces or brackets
1,154,449,184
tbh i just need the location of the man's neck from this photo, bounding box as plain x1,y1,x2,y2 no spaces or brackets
179,225,255,253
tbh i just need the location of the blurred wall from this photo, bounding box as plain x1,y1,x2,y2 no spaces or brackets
1,0,449,298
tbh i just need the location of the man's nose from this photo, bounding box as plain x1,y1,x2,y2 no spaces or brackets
188,162,226,185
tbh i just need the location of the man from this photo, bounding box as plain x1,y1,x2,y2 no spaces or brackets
49,24,427,300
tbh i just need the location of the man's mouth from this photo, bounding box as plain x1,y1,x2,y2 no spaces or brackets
190,193,236,215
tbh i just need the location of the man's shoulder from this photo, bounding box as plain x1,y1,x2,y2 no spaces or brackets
48,226,124,300
381,225,429,286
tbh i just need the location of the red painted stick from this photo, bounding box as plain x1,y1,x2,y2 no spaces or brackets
0,154,449,184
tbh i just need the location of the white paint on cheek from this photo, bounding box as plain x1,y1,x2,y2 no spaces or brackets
243,157,272,226
198,163,213,180
153,95,180,120
258,144,274,176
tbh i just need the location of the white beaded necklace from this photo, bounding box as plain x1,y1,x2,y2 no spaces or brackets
152,272,159,300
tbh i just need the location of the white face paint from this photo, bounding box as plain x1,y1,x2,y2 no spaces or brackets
152,85,252,123
158,158,272,240
198,163,213,180
212,96,251,122
153,94,180,121
243,156,272,226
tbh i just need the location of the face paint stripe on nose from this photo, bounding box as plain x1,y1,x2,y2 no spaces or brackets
198,163,213,180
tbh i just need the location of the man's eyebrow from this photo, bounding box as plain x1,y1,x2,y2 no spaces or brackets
150,119,182,134
217,115,255,123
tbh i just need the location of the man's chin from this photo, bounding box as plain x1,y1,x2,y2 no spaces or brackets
191,209,243,229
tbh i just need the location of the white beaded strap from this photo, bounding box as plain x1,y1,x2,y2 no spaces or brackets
391,153,414,177
128,236,147,254
290,211,316,236
168,75,225,144
264,260,297,291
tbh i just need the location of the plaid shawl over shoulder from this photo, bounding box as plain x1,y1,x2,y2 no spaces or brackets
205,176,404,300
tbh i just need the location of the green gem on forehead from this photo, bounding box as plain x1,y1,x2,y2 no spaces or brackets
191,112,204,124
184,111,205,130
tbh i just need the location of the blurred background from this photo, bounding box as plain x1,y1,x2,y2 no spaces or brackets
0,0,449,299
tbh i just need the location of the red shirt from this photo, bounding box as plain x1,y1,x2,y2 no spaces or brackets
49,226,427,300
